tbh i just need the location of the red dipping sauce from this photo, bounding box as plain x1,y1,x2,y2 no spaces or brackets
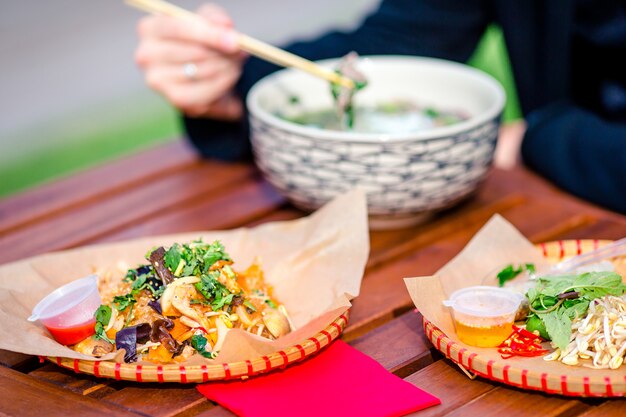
45,319,96,345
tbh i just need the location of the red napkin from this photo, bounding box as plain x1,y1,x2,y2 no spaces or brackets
197,341,440,417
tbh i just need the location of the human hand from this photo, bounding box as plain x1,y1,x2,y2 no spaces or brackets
135,4,246,120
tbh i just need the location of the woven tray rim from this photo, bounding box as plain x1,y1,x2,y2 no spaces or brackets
423,239,626,397
46,310,349,383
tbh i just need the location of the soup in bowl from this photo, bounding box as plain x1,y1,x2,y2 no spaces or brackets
247,55,505,229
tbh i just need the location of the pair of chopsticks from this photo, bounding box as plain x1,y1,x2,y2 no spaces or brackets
126,0,355,89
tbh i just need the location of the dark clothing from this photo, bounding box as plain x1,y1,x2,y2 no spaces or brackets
185,0,626,213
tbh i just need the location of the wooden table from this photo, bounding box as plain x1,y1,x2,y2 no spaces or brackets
1,140,625,416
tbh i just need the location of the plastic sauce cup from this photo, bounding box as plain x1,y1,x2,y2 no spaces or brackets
443,286,523,348
28,274,102,345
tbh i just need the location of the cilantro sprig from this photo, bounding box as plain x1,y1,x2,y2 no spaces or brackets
497,263,536,287
94,305,114,344
190,334,217,359
163,240,231,278
195,271,236,311
113,294,136,311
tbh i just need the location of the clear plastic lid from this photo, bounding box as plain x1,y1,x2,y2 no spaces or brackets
28,274,101,326
442,286,523,317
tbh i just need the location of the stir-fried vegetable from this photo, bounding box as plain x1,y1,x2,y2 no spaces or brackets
81,239,291,363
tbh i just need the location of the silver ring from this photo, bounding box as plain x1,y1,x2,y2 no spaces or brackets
183,62,198,81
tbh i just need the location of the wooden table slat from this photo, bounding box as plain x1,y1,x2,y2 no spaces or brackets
0,140,198,235
102,384,211,417
576,401,626,417
0,366,141,416
0,161,255,264
438,383,590,417
0,350,38,371
95,178,287,244
29,364,116,398
404,361,498,417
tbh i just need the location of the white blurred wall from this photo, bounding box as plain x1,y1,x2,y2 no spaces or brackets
0,0,378,165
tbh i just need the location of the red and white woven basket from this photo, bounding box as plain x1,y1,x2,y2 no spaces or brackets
46,311,348,383
423,239,626,397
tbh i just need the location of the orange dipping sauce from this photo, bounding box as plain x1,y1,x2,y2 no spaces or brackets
45,319,96,345
454,319,514,347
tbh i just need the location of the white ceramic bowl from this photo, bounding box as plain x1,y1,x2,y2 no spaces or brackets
247,55,505,229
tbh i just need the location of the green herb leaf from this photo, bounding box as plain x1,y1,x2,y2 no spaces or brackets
155,239,231,278
243,300,257,312
525,315,549,339
496,263,535,287
212,293,235,311
561,299,590,321
93,305,114,344
164,243,183,272
95,305,111,326
424,107,440,118
195,272,236,311
131,274,147,294
113,294,137,311
541,311,572,351
190,334,217,359
265,299,278,309
525,271,626,348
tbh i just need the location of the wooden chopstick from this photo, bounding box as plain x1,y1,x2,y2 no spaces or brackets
125,0,356,89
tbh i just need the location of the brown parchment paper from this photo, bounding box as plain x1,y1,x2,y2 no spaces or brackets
404,214,626,382
0,189,369,364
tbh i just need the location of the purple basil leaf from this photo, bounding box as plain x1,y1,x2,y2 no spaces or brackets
148,300,163,315
115,323,152,363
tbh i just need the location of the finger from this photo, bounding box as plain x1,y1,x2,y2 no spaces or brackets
165,70,242,112
208,94,244,120
146,58,241,86
197,3,234,27
184,94,243,120
137,14,239,54
135,39,212,67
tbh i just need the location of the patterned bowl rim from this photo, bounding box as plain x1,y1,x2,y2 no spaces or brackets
247,55,505,144
423,239,626,397
45,310,349,383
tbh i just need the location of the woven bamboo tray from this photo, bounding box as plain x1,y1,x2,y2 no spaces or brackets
46,311,349,383
423,239,626,397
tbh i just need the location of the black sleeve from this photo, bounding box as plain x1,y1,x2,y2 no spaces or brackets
521,101,626,214
184,0,491,161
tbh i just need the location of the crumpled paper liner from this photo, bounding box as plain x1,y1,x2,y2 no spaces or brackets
0,189,369,364
404,214,626,383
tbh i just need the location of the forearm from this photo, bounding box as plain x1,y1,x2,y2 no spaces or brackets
521,101,626,214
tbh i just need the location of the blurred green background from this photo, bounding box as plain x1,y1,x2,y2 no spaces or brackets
0,14,520,199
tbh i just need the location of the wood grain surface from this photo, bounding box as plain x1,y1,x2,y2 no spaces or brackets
1,140,625,416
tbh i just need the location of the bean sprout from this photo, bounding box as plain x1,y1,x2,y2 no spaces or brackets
544,295,626,369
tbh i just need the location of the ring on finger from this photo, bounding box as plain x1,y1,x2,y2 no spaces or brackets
182,62,199,81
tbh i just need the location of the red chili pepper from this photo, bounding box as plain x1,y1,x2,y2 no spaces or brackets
512,325,541,340
497,326,547,359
